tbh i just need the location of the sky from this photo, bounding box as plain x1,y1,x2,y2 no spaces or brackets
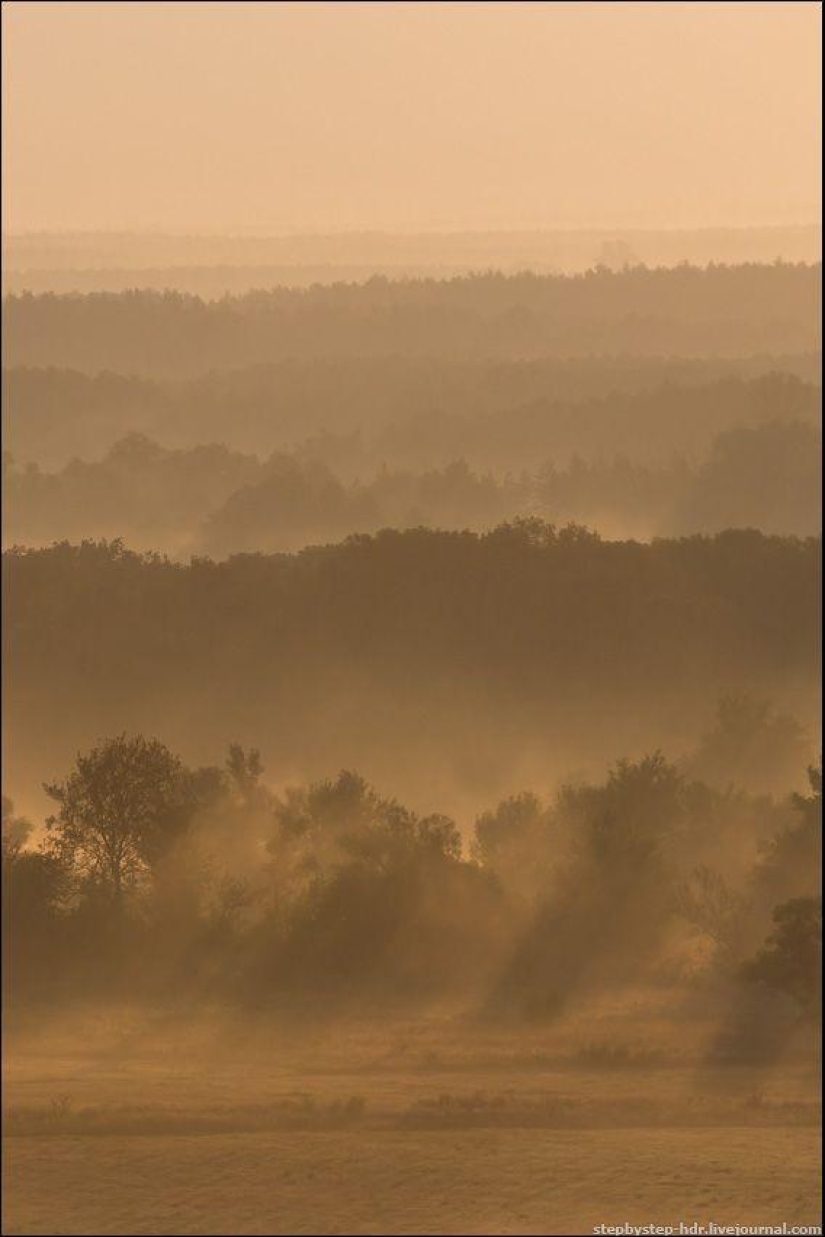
2,0,821,234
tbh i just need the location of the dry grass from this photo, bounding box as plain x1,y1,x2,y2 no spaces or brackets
3,1002,821,1235
4,1127,821,1236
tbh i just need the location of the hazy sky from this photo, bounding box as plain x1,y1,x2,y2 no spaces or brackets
2,0,821,234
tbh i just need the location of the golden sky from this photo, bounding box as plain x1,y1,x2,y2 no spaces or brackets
2,0,821,233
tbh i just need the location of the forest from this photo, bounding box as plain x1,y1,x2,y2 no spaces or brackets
4,358,820,468
2,262,820,1107
3,414,820,553
3,737,821,1033
3,265,821,949
3,527,820,818
4,263,820,377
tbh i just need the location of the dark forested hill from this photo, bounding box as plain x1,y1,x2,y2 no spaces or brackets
4,526,819,812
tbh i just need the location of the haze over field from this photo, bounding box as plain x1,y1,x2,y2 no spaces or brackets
1,3,821,1236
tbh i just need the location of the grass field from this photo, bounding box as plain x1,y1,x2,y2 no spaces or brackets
5,1126,821,1236
3,1003,821,1235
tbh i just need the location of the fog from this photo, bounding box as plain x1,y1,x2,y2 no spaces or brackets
2,3,821,1235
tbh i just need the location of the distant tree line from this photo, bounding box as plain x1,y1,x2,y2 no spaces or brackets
4,264,820,378
5,361,818,471
6,223,820,283
3,417,820,555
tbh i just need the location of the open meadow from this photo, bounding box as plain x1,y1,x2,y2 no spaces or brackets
3,1001,821,1235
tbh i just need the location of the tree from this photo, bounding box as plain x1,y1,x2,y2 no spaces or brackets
595,239,642,272
44,734,196,905
674,864,745,968
2,795,33,861
226,744,264,800
791,763,822,828
743,896,822,1019
268,770,461,889
2,795,70,997
687,696,812,794
754,763,822,906
560,752,685,877
471,792,555,902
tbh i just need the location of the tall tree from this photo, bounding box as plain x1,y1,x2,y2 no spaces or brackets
44,734,195,905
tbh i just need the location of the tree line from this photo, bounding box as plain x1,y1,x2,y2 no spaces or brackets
5,361,818,473
4,525,819,830
4,418,820,555
5,525,818,700
3,733,820,1033
4,263,820,378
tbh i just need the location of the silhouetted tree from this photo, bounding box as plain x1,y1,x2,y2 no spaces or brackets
743,896,822,1019
44,734,196,906
226,744,264,798
754,763,822,907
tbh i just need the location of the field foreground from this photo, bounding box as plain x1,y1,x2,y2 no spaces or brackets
3,1007,822,1235
5,1126,821,1236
